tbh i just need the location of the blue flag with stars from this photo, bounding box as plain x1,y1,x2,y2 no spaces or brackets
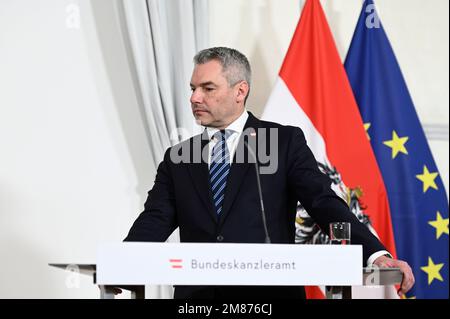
345,0,449,299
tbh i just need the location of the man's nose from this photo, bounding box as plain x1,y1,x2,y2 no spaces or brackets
190,88,203,104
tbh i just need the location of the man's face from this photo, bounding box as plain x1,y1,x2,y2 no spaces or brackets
190,60,246,129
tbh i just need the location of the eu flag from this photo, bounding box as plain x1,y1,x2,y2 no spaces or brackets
345,0,449,299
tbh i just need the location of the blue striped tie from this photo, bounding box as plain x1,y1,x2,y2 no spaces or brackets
210,130,231,215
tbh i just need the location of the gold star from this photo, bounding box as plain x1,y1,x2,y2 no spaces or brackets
383,130,409,159
421,257,444,285
428,211,449,239
364,123,371,140
416,165,439,193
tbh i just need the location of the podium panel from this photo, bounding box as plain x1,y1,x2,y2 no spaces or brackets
97,243,363,286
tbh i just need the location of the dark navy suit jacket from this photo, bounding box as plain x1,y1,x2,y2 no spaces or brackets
124,112,386,299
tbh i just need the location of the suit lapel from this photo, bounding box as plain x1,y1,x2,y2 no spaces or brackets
218,112,261,226
187,130,218,223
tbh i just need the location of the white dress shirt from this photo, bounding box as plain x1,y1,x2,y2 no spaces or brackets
203,110,390,265
205,110,249,168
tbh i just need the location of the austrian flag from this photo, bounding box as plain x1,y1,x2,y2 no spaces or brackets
262,0,397,298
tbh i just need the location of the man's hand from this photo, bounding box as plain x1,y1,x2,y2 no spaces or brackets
373,255,415,297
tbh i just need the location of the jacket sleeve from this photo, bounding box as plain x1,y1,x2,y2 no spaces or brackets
124,148,178,242
286,127,386,264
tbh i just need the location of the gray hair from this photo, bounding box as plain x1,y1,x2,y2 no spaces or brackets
194,47,252,90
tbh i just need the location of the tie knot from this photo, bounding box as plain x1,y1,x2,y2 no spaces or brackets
215,129,232,141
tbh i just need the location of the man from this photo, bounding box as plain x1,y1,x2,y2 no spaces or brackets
125,47,414,299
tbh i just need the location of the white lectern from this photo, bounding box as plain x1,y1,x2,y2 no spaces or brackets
50,242,403,299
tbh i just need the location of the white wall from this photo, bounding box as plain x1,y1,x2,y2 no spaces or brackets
0,0,448,298
0,0,151,298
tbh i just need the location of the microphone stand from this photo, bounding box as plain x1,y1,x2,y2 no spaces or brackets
244,133,271,244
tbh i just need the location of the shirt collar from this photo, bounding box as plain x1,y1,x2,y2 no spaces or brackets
206,110,249,140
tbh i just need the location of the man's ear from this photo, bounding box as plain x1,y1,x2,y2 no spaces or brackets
236,81,249,104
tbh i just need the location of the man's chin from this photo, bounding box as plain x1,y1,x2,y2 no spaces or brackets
194,115,212,127
195,118,207,126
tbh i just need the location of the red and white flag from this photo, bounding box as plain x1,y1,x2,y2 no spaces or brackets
262,0,397,299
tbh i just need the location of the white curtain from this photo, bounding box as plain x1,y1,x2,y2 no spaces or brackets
121,0,207,164
120,0,208,298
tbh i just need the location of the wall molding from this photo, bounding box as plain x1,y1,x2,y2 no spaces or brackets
423,123,449,141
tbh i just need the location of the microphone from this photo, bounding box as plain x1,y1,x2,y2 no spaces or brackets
243,129,271,244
